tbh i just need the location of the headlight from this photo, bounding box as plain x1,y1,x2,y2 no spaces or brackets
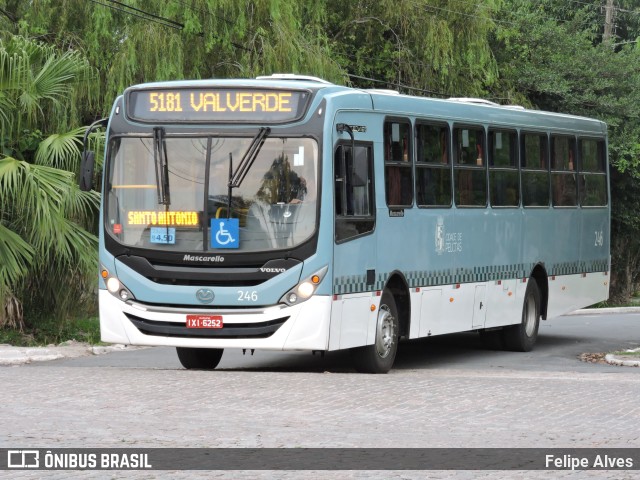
280,266,328,306
297,281,315,298
106,277,120,293
102,266,135,302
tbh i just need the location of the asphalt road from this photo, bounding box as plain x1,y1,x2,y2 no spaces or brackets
3,312,639,480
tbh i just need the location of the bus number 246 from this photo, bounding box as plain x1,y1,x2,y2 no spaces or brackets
238,290,258,302
594,230,604,247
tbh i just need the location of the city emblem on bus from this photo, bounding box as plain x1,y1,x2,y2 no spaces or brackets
435,217,445,255
195,288,215,304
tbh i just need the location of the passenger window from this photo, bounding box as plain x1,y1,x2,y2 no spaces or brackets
415,123,451,207
454,126,486,207
521,133,549,207
579,139,607,207
384,120,413,207
334,144,375,242
551,135,577,207
489,129,519,207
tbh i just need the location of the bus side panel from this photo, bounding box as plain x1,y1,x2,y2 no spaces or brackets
546,200,609,317
535,208,581,317
481,209,523,329
449,207,523,331
521,209,548,272
580,206,610,300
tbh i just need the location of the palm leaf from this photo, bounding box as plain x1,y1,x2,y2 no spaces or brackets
35,126,86,171
0,156,98,303
0,222,34,290
1,36,93,137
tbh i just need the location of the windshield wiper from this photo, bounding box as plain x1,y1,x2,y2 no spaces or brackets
228,127,270,189
225,127,270,219
153,127,171,206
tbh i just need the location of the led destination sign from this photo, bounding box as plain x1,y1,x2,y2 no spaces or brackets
126,88,310,123
127,210,199,227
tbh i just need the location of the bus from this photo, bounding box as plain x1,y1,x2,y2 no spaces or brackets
81,74,610,373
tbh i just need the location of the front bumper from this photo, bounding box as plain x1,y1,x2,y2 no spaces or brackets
99,290,331,351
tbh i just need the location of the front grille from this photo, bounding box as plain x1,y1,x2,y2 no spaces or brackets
148,277,262,287
117,255,301,287
125,313,288,339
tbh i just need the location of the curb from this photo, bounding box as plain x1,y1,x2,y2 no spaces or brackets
605,354,640,367
565,307,640,316
0,343,144,366
605,348,640,367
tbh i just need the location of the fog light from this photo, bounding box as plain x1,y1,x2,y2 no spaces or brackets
119,290,130,301
106,277,120,293
297,282,314,298
288,293,298,304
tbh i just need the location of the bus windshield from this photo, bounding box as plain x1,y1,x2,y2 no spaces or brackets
106,136,318,253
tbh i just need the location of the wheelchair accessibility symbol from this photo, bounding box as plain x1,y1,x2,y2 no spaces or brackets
211,218,240,249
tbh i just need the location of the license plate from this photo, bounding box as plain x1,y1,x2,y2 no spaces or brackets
186,315,223,329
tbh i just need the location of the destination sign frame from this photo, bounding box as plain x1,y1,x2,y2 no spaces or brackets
125,87,312,124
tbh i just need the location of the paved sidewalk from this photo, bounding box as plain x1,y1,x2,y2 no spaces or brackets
0,341,142,366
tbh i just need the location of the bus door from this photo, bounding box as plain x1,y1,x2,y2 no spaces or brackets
330,125,377,351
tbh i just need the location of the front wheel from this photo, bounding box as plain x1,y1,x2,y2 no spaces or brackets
351,291,399,373
503,280,541,352
176,347,223,370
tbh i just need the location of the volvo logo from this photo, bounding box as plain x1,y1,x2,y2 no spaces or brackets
195,288,215,304
260,267,286,273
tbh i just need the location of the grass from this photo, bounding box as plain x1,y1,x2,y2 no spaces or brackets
611,349,640,357
0,316,102,347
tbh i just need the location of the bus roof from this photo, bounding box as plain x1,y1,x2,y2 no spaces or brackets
123,75,607,135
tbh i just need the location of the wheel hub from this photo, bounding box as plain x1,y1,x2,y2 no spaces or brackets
375,305,396,358
524,295,537,337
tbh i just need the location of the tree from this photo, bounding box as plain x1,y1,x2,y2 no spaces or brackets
326,0,501,96
491,0,640,302
0,34,99,328
9,0,345,115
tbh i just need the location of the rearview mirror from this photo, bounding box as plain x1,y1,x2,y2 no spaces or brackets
79,151,95,191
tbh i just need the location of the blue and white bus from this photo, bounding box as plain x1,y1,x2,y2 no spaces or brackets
85,74,610,373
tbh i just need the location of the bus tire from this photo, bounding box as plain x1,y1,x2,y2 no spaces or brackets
176,347,223,370
351,291,399,374
503,280,540,352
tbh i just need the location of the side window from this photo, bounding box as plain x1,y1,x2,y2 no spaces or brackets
489,129,519,207
521,132,550,207
551,135,577,207
454,125,486,207
579,138,607,207
384,119,413,207
334,144,375,242
415,122,451,207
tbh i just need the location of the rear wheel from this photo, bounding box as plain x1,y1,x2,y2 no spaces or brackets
176,347,223,370
503,280,540,352
351,291,399,374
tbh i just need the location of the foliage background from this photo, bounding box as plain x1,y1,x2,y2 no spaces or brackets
1,0,639,330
